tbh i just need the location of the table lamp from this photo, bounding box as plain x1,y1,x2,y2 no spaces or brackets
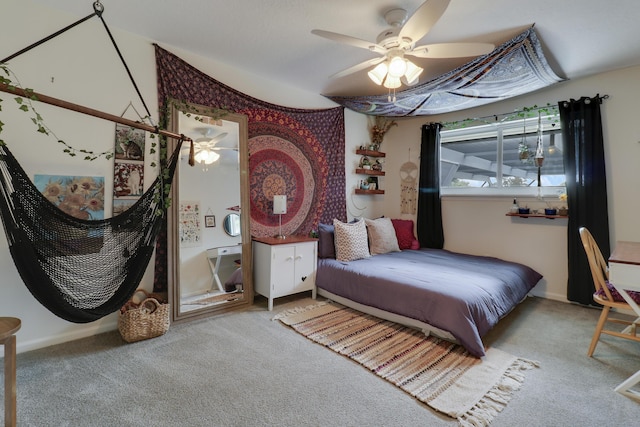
273,195,287,239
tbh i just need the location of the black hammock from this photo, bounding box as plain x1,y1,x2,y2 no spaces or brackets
0,142,182,323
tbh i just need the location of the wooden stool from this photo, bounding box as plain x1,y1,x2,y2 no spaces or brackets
0,318,20,427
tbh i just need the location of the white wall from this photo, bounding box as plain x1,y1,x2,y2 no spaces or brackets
0,0,348,353
380,65,640,302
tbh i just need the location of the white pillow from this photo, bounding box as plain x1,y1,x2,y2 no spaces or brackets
365,217,400,255
333,219,370,262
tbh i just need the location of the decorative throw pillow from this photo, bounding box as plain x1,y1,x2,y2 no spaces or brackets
365,217,400,255
597,281,640,304
333,218,370,262
317,223,335,259
391,219,418,250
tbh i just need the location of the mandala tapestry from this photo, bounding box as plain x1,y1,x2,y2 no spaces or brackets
327,27,564,117
154,45,346,291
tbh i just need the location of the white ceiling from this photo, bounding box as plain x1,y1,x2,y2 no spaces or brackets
31,0,640,99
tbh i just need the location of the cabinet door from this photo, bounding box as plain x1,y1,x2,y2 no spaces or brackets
271,245,296,297
293,242,316,293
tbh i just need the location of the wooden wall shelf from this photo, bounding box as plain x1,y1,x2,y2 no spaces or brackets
356,149,386,157
355,168,385,176
505,213,568,219
355,189,385,195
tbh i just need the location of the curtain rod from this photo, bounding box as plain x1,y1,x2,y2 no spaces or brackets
0,83,189,142
442,94,610,128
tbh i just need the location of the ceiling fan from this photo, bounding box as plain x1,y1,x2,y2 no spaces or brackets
183,127,231,165
311,0,495,94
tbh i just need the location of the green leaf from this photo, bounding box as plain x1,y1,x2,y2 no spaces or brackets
19,104,29,112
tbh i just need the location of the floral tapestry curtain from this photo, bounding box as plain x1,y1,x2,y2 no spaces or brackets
328,27,563,117
558,95,609,306
152,45,346,292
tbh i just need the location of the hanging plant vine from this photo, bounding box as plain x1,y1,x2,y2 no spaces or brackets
441,103,560,130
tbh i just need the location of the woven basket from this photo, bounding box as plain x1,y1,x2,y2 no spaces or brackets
118,289,170,343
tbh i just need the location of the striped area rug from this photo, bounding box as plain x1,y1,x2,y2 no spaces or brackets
275,302,538,427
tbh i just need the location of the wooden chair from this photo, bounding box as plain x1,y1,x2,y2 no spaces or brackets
1,317,21,427
579,227,640,356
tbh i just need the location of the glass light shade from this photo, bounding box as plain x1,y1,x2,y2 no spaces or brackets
194,149,220,164
383,75,401,89
367,62,388,85
403,60,423,85
387,56,407,78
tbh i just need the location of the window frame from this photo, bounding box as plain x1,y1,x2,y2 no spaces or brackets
439,115,565,198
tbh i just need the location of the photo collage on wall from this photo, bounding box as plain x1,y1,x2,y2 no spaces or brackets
113,124,145,216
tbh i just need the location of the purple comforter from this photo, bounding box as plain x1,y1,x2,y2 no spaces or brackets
316,248,542,357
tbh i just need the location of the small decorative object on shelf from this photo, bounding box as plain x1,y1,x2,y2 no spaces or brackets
544,208,557,215
510,198,519,214
359,155,371,170
558,207,568,216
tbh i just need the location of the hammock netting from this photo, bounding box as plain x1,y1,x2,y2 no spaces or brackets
0,142,181,323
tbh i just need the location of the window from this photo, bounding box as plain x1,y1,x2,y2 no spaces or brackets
440,114,565,196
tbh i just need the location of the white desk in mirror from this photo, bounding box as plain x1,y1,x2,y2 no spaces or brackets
207,244,242,292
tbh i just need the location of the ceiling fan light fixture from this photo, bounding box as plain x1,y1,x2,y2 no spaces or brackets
403,60,423,85
387,56,407,78
368,62,388,85
383,75,401,89
195,148,220,165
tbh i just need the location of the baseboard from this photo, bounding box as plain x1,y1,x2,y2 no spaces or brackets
16,320,118,354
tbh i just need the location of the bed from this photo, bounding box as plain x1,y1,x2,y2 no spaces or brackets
315,219,542,358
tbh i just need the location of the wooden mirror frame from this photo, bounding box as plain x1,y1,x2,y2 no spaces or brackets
167,102,253,323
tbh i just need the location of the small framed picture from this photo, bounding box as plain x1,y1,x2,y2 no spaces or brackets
204,215,216,228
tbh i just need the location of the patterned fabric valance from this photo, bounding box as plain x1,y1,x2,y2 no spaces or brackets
327,27,564,117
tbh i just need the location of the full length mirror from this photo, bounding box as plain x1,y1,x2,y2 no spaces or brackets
167,104,252,322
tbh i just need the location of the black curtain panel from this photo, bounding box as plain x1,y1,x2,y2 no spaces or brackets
558,95,610,306
416,123,444,249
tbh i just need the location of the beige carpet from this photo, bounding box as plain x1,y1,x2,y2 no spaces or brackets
275,301,538,427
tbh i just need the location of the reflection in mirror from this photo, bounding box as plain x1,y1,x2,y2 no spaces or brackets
167,104,252,323
223,213,241,237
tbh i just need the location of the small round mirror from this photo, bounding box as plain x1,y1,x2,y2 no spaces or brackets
223,213,241,237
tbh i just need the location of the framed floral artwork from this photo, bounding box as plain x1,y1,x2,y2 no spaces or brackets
34,174,105,220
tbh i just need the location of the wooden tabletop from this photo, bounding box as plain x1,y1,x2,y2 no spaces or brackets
253,235,318,246
0,317,21,340
609,241,640,266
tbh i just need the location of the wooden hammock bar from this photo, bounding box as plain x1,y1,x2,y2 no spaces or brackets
0,83,188,142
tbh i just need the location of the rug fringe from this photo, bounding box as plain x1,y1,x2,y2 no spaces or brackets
457,358,539,427
271,301,330,321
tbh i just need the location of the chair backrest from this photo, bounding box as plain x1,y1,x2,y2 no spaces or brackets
579,227,613,300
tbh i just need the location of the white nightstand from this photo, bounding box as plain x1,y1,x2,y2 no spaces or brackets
253,235,317,311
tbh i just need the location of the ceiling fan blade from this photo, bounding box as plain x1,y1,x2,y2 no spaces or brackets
408,42,495,58
209,132,228,145
311,29,387,55
399,0,451,43
330,57,385,79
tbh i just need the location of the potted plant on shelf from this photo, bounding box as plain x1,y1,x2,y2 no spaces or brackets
558,192,568,216
369,116,397,151
360,156,371,170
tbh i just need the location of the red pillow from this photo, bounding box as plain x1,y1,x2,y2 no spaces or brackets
391,219,418,250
